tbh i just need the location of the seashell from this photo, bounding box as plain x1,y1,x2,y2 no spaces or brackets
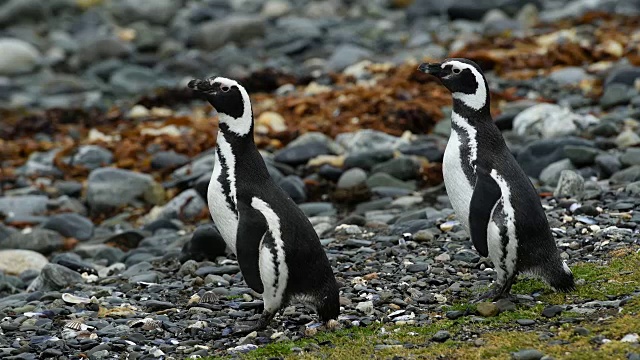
65,320,84,331
304,327,318,337
199,291,219,304
62,293,91,304
188,294,201,305
388,309,406,318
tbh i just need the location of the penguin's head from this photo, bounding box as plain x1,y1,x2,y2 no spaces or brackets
418,58,489,111
188,76,253,136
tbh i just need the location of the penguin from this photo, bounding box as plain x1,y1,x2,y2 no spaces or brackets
187,76,340,332
417,58,575,300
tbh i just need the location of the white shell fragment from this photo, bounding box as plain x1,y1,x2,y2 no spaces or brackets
61,293,92,304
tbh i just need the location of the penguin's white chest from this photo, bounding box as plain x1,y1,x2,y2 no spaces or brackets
207,134,239,254
443,129,474,231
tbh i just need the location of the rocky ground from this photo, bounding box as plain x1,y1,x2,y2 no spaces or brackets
1,0,640,359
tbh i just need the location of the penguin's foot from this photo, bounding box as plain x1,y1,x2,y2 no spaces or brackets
232,311,274,336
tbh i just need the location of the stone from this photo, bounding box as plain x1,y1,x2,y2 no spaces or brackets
615,129,640,148
511,349,544,360
28,263,84,292
600,84,633,108
277,175,307,203
71,145,113,170
454,249,481,264
337,168,368,189
42,213,95,241
16,148,62,177
344,149,395,170
513,104,598,139
517,137,593,178
326,44,373,72
87,167,158,212
406,263,429,273
496,299,516,312
0,195,48,221
179,225,227,263
189,16,266,51
299,202,335,217
540,159,576,186
432,330,451,342
0,250,48,275
549,67,589,85
355,300,374,315
554,170,585,199
371,157,420,181
2,229,65,255
109,0,178,25
476,302,499,317
150,151,190,169
337,130,407,153
605,66,640,89
366,173,416,191
541,305,563,318
626,181,640,195
145,189,205,223
564,145,600,166
620,148,640,167
274,142,330,166
110,65,158,94
516,319,535,326
77,37,132,66
0,38,40,75
595,154,622,177
611,165,640,184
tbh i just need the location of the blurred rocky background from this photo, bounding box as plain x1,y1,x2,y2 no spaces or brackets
1,0,640,358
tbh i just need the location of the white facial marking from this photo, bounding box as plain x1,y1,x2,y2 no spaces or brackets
252,197,289,312
208,132,238,253
451,111,477,167
490,169,518,277
442,60,487,110
213,76,253,137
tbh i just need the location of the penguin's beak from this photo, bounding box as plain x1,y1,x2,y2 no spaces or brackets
188,78,215,93
418,62,443,76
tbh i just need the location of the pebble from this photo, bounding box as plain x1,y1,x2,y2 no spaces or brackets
355,301,374,315
432,330,451,342
0,38,40,75
541,305,563,318
476,302,499,317
28,263,84,291
511,349,544,360
42,213,95,241
2,229,65,255
554,170,585,199
87,167,161,212
0,249,48,275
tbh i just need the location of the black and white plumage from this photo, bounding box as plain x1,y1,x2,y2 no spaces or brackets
187,77,339,332
418,58,575,300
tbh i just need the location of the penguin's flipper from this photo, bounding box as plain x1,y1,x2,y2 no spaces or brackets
236,204,267,294
469,167,502,257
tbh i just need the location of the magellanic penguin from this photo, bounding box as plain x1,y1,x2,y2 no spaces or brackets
417,59,575,300
187,77,340,332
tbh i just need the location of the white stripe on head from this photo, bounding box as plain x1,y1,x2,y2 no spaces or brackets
214,76,253,137
252,197,289,310
442,60,487,111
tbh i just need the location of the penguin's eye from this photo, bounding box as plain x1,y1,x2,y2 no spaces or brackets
452,67,461,74
220,86,230,92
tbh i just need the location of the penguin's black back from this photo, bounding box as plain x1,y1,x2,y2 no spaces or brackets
473,119,574,291
234,140,340,320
